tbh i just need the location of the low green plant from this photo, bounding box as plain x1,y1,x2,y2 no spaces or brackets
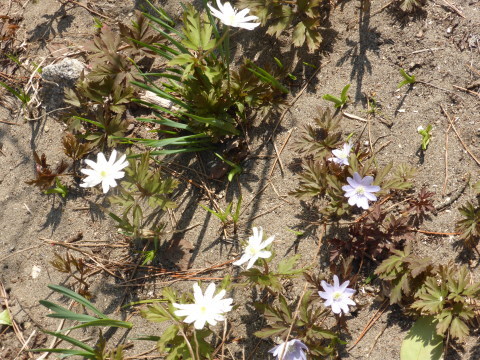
322,84,350,109
456,199,480,248
140,286,223,359
200,195,242,234
44,177,68,198
0,80,30,106
107,152,178,240
397,69,416,88
238,0,327,51
417,125,432,150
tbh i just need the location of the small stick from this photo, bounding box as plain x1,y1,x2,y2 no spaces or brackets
443,120,452,196
411,229,461,236
58,0,113,20
412,48,444,54
418,80,454,93
348,300,388,350
366,324,388,358
435,173,470,212
442,0,466,18
441,106,480,166
249,204,283,221
453,85,480,99
342,111,369,123
268,128,293,177
0,119,20,125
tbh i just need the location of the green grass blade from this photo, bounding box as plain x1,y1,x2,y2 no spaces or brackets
341,84,351,101
322,94,343,106
65,318,133,331
47,285,107,319
29,348,95,358
184,113,239,134
39,300,98,322
42,330,95,352
73,116,105,129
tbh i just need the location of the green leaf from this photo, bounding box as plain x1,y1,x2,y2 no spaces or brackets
0,309,12,326
47,285,107,319
400,316,443,360
277,254,302,275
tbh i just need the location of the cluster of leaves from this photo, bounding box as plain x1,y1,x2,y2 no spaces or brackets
331,188,435,262
50,251,92,298
241,254,305,292
291,107,416,218
128,4,288,154
456,184,480,248
140,287,217,359
238,0,330,51
255,291,341,357
26,151,69,196
64,12,159,150
107,152,178,240
376,244,480,341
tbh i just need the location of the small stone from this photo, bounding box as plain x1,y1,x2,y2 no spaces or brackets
31,265,41,279
44,126,49,133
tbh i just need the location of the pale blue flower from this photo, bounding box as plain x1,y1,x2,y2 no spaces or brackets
269,339,308,360
319,275,355,315
342,172,380,210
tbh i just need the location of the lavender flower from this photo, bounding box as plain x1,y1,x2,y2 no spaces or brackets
269,339,308,360
329,142,352,166
342,172,380,210
319,275,356,315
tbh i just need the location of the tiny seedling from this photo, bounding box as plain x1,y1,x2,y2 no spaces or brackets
44,177,68,198
200,196,242,233
0,80,30,106
322,84,350,109
417,125,432,151
398,69,416,89
0,309,12,326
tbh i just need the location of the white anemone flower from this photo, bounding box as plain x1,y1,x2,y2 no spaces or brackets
80,150,129,194
173,283,233,330
233,227,274,269
341,172,380,210
329,142,353,166
207,0,260,30
318,275,356,315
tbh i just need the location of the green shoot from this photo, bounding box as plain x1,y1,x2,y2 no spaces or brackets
0,80,30,105
417,125,432,151
44,177,68,198
398,69,416,88
0,309,12,326
215,153,242,182
322,84,350,109
286,227,304,236
200,196,242,233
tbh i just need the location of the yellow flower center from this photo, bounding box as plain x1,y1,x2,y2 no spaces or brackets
246,245,258,256
100,170,108,178
355,186,365,195
333,291,343,301
199,306,207,314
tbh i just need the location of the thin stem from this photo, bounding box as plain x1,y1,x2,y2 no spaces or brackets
193,329,201,360
224,27,231,95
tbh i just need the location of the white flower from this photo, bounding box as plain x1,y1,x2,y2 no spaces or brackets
417,125,424,132
173,283,233,330
329,142,353,166
233,227,274,269
269,339,308,360
80,150,129,194
207,0,260,30
319,275,356,315
342,172,380,210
